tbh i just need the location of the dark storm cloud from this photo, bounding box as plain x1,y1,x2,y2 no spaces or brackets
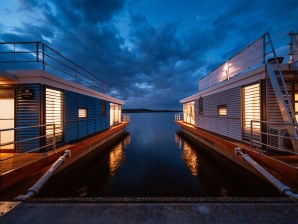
1,0,298,109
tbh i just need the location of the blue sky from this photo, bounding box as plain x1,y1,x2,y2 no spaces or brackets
0,0,297,109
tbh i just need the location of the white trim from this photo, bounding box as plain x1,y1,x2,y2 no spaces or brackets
5,70,124,105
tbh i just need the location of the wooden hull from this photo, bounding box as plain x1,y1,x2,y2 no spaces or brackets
177,121,298,192
0,122,129,191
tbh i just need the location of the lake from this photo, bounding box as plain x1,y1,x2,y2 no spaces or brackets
38,112,280,197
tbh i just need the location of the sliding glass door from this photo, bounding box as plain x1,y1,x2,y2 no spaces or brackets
0,87,15,150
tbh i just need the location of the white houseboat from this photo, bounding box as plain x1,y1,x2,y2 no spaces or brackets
0,42,128,192
177,32,298,195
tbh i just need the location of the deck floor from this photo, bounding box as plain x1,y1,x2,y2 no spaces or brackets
0,145,73,176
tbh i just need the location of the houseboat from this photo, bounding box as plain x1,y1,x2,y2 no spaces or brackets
177,32,298,196
0,42,128,192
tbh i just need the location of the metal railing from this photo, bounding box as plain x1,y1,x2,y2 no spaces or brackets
0,124,57,162
250,120,298,155
122,114,130,122
175,113,183,121
0,42,107,93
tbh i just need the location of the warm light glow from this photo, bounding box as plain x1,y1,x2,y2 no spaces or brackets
0,99,14,149
243,83,260,132
182,140,199,176
110,103,122,126
183,101,195,124
78,108,87,118
109,143,124,176
218,105,227,116
46,88,63,137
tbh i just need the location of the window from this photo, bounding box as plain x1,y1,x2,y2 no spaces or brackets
110,103,121,126
78,108,87,118
0,87,15,150
101,100,106,116
183,101,195,124
46,88,63,138
199,97,203,115
242,83,260,133
217,105,227,116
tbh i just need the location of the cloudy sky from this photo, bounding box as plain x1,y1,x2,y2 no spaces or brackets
0,0,297,109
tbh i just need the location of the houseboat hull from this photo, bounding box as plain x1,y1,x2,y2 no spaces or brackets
0,122,129,192
177,121,298,193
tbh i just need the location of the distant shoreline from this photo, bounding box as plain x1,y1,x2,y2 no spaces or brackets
122,109,182,113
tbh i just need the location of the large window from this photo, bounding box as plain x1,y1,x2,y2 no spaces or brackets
46,88,63,140
110,103,121,126
0,88,15,150
183,101,195,124
242,83,261,134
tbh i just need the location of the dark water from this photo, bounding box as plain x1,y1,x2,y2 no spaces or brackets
39,113,280,197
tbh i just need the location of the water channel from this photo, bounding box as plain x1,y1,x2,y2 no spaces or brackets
38,112,280,198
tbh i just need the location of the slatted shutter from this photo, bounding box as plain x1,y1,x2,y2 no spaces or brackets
46,88,63,144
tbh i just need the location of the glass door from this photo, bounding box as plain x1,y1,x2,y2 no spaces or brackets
0,87,15,150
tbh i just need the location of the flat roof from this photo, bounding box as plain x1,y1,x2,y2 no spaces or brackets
0,69,124,105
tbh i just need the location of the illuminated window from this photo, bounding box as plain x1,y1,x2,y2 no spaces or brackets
183,101,195,124
110,103,121,126
46,88,63,138
78,108,87,118
218,105,227,116
0,88,15,150
242,83,260,133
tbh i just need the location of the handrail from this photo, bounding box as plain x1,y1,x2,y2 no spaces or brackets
234,147,298,200
0,41,107,93
175,113,183,121
250,120,298,155
122,114,130,122
14,150,71,201
0,123,57,162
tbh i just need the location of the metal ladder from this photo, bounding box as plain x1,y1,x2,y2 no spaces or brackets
265,33,298,151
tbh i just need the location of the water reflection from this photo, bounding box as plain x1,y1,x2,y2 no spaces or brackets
36,113,280,198
109,134,130,176
176,134,199,176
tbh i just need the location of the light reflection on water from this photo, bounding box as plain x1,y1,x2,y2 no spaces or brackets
109,135,130,176
38,112,280,198
177,134,199,177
